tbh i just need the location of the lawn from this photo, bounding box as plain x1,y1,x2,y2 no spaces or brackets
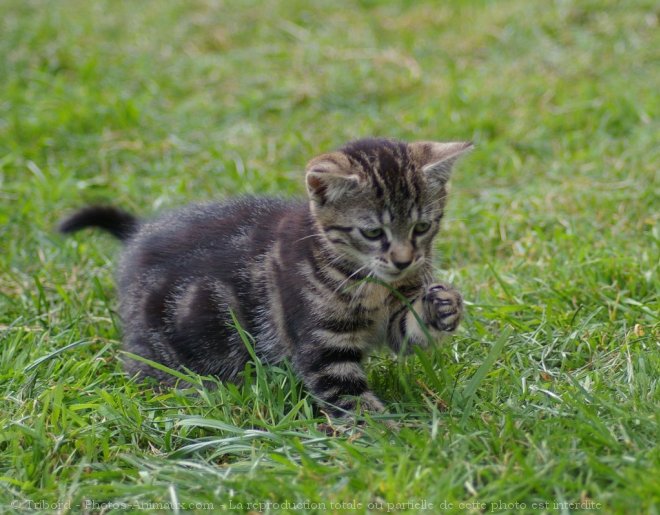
1,0,658,513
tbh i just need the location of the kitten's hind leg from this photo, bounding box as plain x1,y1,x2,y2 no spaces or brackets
167,279,252,381
123,277,251,385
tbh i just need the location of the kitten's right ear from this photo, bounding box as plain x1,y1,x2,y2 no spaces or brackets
305,152,360,204
409,141,474,188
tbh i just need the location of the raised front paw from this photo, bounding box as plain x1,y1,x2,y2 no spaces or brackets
422,284,463,332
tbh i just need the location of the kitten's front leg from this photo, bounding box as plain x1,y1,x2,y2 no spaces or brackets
388,283,463,351
295,342,385,420
422,283,463,333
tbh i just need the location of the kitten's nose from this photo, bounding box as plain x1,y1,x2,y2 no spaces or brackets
392,259,412,271
390,243,414,271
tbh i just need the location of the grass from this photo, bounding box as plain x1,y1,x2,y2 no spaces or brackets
1,0,658,513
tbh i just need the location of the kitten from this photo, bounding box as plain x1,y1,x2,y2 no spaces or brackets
60,138,471,420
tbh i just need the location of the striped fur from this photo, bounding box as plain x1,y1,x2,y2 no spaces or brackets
60,138,472,420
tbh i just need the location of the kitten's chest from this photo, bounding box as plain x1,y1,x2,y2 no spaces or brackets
354,281,391,312
313,280,392,324
346,282,398,338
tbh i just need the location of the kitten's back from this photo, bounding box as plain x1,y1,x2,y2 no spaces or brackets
118,197,308,282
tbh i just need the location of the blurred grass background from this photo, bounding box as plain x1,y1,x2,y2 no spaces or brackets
1,0,658,512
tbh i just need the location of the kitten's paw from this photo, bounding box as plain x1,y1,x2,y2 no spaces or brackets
320,392,398,431
328,391,385,417
423,283,463,332
318,419,398,436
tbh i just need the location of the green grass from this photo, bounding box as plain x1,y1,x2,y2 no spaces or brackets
1,0,658,513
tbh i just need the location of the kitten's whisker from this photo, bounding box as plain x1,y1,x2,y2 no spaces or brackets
315,253,347,274
293,232,324,244
314,250,357,276
352,270,376,302
334,265,369,293
332,264,370,295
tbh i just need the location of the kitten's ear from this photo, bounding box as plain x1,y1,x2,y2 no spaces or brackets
305,152,360,204
409,141,474,187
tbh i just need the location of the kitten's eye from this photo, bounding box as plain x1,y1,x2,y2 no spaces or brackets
413,222,431,234
360,227,384,240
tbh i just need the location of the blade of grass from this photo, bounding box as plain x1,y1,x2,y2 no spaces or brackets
459,327,511,426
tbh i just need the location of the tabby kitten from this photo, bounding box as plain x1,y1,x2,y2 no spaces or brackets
60,138,472,419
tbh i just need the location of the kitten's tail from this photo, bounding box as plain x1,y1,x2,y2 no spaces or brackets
58,205,139,242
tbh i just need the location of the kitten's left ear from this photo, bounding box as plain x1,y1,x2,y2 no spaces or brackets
409,141,474,187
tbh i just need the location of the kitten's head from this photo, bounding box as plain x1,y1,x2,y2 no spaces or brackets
306,138,472,284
